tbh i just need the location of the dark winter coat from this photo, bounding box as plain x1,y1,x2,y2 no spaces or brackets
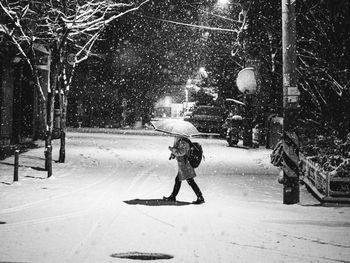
169,138,196,181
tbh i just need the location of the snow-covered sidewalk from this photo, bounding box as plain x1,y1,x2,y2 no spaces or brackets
1,132,350,263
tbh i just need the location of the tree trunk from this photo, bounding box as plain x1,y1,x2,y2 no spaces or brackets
45,90,55,171
59,91,67,163
45,59,58,171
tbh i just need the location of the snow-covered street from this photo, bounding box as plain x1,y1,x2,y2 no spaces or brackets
1,132,349,263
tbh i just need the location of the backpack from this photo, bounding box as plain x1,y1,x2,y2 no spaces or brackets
181,138,204,168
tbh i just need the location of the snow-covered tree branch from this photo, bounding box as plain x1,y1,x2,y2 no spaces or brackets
1,0,150,96
1,0,150,164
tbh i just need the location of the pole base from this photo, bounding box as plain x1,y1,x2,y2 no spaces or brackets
283,177,299,204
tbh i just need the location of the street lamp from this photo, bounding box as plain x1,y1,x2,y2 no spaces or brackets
236,67,257,147
217,0,230,8
198,67,208,79
236,67,257,94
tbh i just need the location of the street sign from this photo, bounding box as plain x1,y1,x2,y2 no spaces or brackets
287,86,300,96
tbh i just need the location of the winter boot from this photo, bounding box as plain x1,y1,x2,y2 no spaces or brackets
192,196,205,205
187,178,205,204
163,175,181,201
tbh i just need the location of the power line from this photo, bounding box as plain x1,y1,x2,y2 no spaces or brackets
140,15,238,33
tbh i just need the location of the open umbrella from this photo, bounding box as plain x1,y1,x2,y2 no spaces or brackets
151,119,201,137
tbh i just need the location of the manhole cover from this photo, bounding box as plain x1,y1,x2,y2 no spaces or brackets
110,252,173,260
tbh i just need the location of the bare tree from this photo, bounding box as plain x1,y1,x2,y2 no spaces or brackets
1,0,150,167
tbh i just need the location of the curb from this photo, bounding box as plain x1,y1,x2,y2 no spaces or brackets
67,127,224,139
67,127,168,136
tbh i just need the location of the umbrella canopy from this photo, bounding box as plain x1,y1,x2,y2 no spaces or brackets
151,119,201,137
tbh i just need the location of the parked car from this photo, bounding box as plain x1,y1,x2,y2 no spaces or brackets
183,110,193,122
186,105,226,134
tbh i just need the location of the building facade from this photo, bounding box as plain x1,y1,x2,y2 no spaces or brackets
0,35,48,146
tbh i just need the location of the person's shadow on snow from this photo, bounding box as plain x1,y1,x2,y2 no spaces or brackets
124,199,191,206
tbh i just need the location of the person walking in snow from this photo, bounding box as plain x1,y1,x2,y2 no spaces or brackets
163,136,205,205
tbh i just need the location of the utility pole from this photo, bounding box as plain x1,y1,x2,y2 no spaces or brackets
281,0,300,204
